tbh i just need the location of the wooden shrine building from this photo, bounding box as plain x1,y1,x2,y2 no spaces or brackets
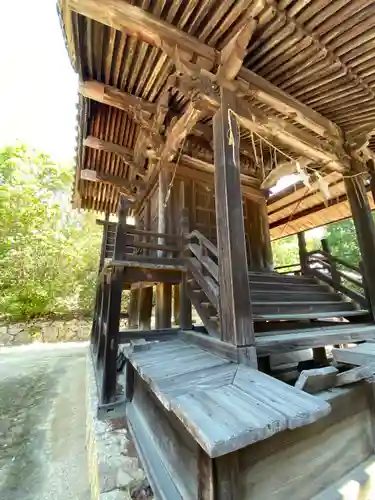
59,1,375,498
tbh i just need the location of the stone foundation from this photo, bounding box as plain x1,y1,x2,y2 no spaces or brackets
0,318,92,345
86,353,152,500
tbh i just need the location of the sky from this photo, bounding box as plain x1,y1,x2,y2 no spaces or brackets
0,0,78,163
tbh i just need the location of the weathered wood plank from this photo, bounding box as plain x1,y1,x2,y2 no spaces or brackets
295,366,339,394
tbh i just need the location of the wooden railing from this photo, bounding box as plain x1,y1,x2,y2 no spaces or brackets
306,249,368,309
123,225,182,258
184,230,220,322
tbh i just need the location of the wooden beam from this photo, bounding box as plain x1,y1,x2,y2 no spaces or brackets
68,0,216,67
84,135,133,160
69,0,341,142
83,136,148,176
80,169,142,201
165,162,263,202
79,80,156,116
237,67,342,141
346,123,375,151
174,72,347,171
235,101,347,172
213,86,256,357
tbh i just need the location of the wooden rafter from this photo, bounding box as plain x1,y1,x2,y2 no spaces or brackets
68,0,342,142
83,136,148,176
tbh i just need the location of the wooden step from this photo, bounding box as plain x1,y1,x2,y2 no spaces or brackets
252,301,357,316
249,281,329,292
254,309,369,321
251,291,342,302
256,323,375,355
248,272,317,285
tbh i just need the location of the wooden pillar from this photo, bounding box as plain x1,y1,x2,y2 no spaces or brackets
173,285,180,325
213,87,256,362
297,231,308,274
245,196,273,271
321,238,340,283
155,168,172,327
102,195,128,404
179,196,192,330
128,289,139,328
98,208,110,272
345,172,375,318
155,283,172,328
138,286,153,330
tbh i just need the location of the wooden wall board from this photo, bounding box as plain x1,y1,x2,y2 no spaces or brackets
238,384,374,500
127,373,198,499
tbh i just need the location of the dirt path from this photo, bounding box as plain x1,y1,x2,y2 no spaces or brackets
0,343,90,500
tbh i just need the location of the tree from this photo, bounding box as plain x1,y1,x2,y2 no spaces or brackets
0,143,102,321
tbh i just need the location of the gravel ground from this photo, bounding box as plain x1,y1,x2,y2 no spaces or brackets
0,343,91,500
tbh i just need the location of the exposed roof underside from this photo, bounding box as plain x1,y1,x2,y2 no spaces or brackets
59,0,375,235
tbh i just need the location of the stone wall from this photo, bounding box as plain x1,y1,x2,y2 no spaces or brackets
0,317,92,346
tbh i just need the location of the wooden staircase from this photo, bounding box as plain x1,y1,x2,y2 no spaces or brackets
185,231,370,339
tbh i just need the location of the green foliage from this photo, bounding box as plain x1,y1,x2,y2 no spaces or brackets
272,230,322,271
0,143,102,321
272,235,299,270
325,218,360,265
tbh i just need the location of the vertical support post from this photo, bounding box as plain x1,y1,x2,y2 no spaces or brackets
91,209,110,348
99,208,110,272
213,453,241,500
213,87,255,360
138,286,153,330
180,205,192,330
297,231,308,275
345,172,375,318
128,289,139,328
321,238,340,284
155,168,172,327
173,285,180,325
102,195,128,404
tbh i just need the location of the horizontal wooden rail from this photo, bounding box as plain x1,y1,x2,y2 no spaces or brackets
275,263,301,270
126,241,181,253
308,250,360,274
125,225,182,240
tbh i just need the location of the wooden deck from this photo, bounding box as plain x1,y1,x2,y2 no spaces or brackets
125,339,330,458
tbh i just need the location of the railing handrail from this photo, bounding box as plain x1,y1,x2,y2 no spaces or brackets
308,249,360,274
186,230,218,258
